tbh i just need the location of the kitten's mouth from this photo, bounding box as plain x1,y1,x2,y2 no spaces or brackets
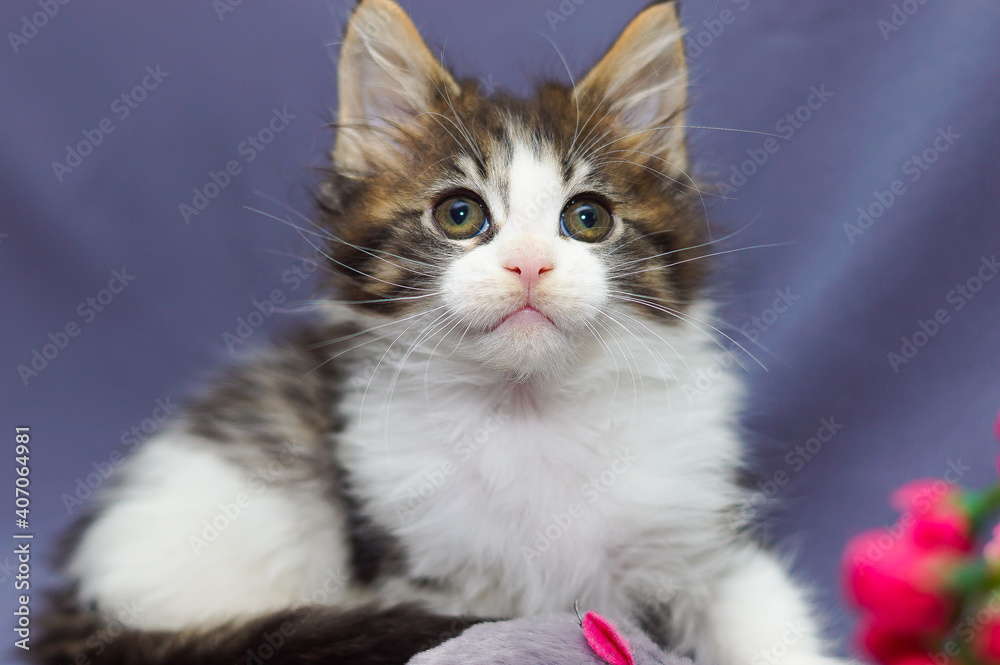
493,305,555,331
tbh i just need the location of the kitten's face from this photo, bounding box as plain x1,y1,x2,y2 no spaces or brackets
320,0,705,380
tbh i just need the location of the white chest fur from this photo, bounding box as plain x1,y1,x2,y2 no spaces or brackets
338,322,746,618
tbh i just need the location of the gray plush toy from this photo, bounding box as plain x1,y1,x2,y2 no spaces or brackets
408,612,691,665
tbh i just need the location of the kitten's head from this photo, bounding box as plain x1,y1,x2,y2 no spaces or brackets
319,0,708,381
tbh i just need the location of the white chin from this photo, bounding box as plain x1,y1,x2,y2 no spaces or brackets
469,318,576,380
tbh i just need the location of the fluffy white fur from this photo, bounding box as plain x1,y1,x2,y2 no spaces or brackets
68,434,358,631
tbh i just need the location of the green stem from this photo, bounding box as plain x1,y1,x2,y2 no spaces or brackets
963,483,1000,533
952,561,990,594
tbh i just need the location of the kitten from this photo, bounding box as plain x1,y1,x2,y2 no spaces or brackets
37,1,842,665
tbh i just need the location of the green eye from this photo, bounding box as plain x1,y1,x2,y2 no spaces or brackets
560,198,613,243
433,194,490,240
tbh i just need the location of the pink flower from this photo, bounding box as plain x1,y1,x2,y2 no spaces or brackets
843,529,959,632
891,480,972,553
856,617,925,665
973,614,1000,665
891,655,952,665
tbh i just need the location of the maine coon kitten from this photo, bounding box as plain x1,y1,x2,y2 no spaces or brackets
38,2,842,664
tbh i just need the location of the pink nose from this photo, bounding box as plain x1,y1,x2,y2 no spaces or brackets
504,256,554,293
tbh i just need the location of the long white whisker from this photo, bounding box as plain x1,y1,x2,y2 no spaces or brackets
610,294,766,372
601,305,689,380
358,311,447,428
613,242,795,279
301,305,447,379
580,317,622,399
611,215,762,264
380,309,455,457
306,308,448,350
589,314,643,418
250,192,441,271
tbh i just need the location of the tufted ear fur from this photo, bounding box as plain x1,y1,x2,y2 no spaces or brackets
333,0,460,177
575,2,690,173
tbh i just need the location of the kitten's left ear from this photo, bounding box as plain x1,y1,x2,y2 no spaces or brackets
333,0,460,176
575,1,689,172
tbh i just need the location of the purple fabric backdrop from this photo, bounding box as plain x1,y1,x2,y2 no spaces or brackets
2,0,999,660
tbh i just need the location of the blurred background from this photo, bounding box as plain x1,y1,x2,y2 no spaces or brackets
2,0,999,660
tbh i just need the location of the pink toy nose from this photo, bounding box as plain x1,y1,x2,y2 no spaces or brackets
504,256,553,293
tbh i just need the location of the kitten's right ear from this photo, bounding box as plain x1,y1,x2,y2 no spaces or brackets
574,1,690,173
333,0,459,177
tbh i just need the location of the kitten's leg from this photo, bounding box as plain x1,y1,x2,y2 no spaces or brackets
64,431,356,630
675,544,844,665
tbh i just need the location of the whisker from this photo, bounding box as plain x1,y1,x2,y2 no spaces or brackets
300,305,448,379
587,123,793,160
380,309,456,456
537,30,583,162
591,149,713,237
610,213,762,263
245,205,434,294
609,294,766,372
358,311,446,431
592,158,703,199
613,242,795,279
600,305,689,380
423,313,466,398
588,313,643,417
570,43,686,163
580,318,621,398
306,308,448,350
250,193,441,271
